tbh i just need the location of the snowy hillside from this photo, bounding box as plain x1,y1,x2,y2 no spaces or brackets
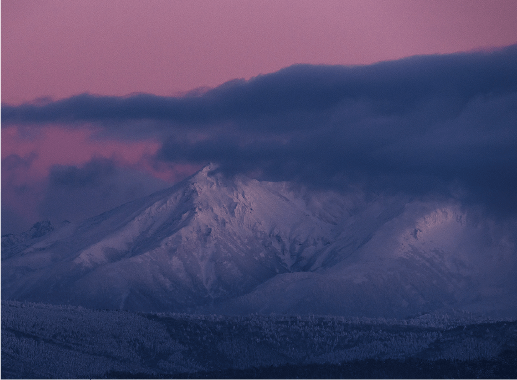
2,164,517,317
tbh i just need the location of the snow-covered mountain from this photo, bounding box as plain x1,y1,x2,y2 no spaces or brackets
2,165,516,317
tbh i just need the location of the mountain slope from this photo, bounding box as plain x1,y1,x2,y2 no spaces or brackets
2,165,354,311
2,165,516,317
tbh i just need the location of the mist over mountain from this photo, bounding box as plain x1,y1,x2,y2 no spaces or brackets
2,165,517,318
3,45,517,234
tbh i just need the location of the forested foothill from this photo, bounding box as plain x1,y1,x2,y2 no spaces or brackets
2,300,516,378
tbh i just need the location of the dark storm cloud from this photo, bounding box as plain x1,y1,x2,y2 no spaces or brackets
2,153,42,234
1,153,38,172
40,158,169,225
49,158,116,188
1,156,170,235
3,45,517,215
3,45,516,127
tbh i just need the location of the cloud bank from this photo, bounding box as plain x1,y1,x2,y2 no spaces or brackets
3,44,517,217
1,156,171,234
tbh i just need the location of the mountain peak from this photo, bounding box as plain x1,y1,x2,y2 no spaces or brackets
2,170,517,318
187,162,222,188
28,220,54,239
1,220,54,247
197,162,219,176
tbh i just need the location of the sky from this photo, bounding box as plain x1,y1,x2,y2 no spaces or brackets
2,0,517,234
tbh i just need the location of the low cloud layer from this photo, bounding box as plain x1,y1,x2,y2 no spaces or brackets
3,44,517,218
1,156,170,234
39,158,170,224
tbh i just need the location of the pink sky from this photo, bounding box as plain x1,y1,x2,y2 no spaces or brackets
3,0,517,105
2,0,517,232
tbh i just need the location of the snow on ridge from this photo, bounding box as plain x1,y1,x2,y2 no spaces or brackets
73,184,197,267
3,163,517,317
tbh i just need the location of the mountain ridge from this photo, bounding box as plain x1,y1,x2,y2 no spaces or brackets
2,165,516,317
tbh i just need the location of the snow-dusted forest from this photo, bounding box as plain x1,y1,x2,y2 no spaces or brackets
2,300,516,378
